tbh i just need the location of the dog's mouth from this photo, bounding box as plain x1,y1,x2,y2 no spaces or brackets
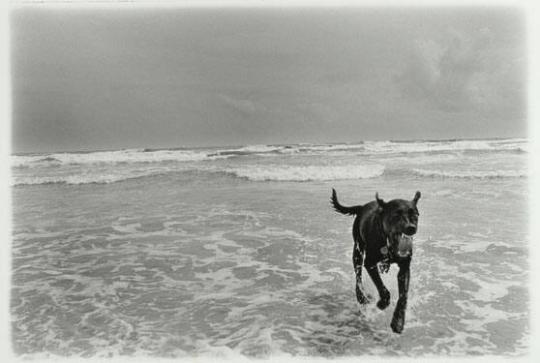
392,233,414,258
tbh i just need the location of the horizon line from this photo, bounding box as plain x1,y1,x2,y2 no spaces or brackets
11,135,528,156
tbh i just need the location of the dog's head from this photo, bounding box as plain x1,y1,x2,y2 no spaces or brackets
376,191,421,258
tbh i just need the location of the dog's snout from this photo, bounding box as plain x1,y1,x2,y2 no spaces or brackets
405,225,417,235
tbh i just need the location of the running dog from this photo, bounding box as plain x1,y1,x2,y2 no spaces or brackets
331,189,421,333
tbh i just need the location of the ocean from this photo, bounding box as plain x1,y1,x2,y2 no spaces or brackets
11,138,529,358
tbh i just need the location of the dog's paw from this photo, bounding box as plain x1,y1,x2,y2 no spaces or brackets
390,316,405,334
355,285,370,305
391,306,406,333
376,298,390,310
376,290,390,310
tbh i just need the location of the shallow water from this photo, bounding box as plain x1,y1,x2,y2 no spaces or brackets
11,139,529,357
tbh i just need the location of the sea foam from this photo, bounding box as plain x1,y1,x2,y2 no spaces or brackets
363,139,527,154
11,138,527,168
412,168,528,179
12,170,167,186
11,148,225,168
11,138,528,185
225,164,385,182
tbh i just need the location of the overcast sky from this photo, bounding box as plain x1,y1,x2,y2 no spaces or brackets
11,7,526,153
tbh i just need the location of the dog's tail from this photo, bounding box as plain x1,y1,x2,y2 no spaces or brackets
331,188,363,216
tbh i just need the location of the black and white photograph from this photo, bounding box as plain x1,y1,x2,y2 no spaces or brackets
4,0,538,360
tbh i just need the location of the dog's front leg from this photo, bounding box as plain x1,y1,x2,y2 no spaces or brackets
391,259,410,334
366,263,390,310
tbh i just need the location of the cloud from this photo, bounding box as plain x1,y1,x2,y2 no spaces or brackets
395,27,516,113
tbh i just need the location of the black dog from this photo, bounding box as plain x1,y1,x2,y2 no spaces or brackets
331,189,421,333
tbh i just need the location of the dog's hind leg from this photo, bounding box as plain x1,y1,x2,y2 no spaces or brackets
365,262,390,310
353,243,369,304
352,218,369,304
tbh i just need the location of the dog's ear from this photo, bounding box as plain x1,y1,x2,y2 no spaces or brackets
375,192,386,209
412,191,421,205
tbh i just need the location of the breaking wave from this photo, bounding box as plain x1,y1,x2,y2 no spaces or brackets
13,164,529,186
11,148,227,168
363,138,528,154
11,138,528,186
12,170,168,186
224,164,386,182
412,168,528,179
12,164,386,186
11,138,527,168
